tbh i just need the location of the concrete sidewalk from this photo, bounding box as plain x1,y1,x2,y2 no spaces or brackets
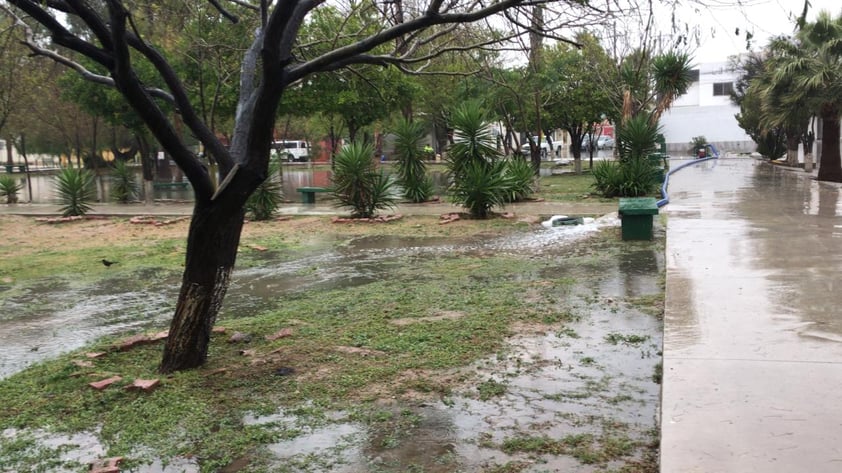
661,158,842,472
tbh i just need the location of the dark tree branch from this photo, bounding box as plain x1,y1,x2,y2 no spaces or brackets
208,0,240,23
287,0,527,82
105,0,214,200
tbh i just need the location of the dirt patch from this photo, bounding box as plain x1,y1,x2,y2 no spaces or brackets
390,310,467,326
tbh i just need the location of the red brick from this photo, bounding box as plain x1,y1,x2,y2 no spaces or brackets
89,376,122,390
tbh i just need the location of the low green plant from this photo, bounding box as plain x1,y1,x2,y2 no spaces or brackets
109,160,138,203
450,160,510,219
392,117,434,203
55,167,95,216
245,161,283,220
617,114,660,162
501,157,535,203
591,160,623,197
331,142,397,218
0,175,22,203
688,135,708,156
619,157,660,197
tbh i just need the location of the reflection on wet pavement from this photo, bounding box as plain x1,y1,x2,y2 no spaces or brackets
662,158,842,472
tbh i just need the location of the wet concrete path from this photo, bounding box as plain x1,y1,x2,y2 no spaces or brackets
661,158,842,472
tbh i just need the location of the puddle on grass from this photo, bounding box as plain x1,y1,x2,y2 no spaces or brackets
1,214,662,472
0,214,620,379
0,428,200,473
241,247,662,472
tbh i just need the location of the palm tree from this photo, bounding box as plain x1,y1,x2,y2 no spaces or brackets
392,117,433,203
650,52,695,124
773,11,842,182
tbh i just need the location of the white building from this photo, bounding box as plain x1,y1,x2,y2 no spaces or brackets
660,61,754,155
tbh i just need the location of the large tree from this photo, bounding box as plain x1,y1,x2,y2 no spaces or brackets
2,0,591,373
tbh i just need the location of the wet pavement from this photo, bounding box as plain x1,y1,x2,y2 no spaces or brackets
661,158,842,472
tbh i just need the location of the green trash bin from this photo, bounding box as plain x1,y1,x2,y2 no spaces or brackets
619,197,659,241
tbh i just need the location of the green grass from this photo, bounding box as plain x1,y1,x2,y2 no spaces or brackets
536,173,612,202
0,220,664,472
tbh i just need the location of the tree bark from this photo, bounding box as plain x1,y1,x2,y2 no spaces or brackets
159,199,246,373
818,111,842,182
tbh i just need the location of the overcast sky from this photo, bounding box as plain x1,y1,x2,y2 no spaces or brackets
679,0,842,63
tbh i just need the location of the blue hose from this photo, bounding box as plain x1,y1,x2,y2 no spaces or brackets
656,154,719,208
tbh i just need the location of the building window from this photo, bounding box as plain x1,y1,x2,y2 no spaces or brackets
713,82,734,96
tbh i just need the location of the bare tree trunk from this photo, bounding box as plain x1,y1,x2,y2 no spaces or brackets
786,133,799,166
818,111,842,182
159,200,246,372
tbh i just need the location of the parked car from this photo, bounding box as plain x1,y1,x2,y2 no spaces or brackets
580,135,614,151
520,137,552,159
596,136,615,149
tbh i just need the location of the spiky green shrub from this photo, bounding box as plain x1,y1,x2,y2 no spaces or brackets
501,157,535,202
55,167,95,216
447,101,513,218
618,114,661,162
450,160,510,219
591,160,624,197
446,101,500,183
331,142,397,218
109,160,138,203
619,157,660,196
393,117,433,203
0,175,22,204
245,161,283,220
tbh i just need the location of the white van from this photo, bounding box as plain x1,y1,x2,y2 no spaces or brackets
273,140,310,162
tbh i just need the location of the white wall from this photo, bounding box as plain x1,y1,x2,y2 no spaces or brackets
661,61,754,154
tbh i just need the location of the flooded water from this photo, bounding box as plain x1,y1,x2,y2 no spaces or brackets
1,212,664,472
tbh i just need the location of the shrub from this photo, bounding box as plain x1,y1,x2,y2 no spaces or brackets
591,160,624,197
0,175,22,204
619,157,660,197
245,161,283,220
501,157,535,203
331,142,397,218
110,160,138,203
392,117,433,203
450,160,510,219
689,136,708,156
447,101,513,218
618,114,661,162
55,167,96,216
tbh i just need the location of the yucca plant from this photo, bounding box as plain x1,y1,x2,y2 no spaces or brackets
0,175,22,204
392,117,433,203
450,160,510,219
618,114,661,162
245,160,283,220
501,157,535,203
619,157,660,197
55,167,96,216
591,159,624,197
446,101,510,218
110,160,138,203
331,142,397,218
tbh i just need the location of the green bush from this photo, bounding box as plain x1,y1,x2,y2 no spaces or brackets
501,157,535,203
447,101,515,218
591,160,624,197
245,161,283,220
331,142,397,218
109,160,138,203
392,117,433,203
0,175,22,204
55,167,96,216
619,157,660,197
688,136,708,156
592,157,659,198
618,114,661,162
450,160,510,219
